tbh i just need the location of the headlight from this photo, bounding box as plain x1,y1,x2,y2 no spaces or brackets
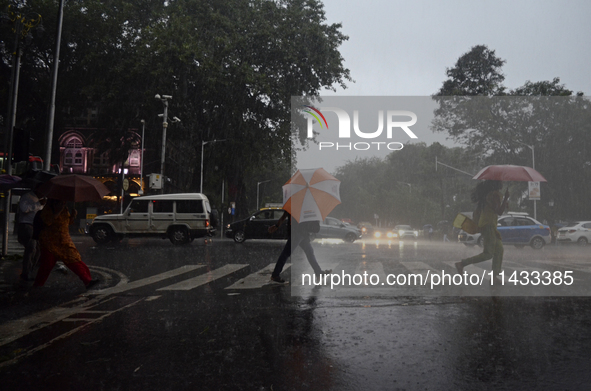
226,224,231,229
374,232,381,238
386,232,394,238
413,231,418,236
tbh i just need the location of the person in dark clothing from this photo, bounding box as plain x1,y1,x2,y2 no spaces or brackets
17,187,46,281
267,210,329,284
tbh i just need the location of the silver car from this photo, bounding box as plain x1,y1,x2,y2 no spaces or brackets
311,217,362,242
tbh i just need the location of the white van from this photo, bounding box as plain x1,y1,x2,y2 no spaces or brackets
88,193,215,245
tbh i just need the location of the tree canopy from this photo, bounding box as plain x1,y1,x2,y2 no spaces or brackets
1,0,351,215
431,44,591,222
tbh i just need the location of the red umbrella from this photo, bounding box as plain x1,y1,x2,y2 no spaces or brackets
472,165,547,182
38,174,110,202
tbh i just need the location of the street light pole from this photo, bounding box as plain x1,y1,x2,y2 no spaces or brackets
155,94,172,193
257,180,272,210
516,140,536,219
139,119,145,195
200,139,226,193
44,0,64,171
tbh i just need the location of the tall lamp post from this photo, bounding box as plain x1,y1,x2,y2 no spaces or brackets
2,6,42,257
516,140,536,219
155,94,171,192
139,119,145,195
44,0,64,171
257,180,272,210
200,139,226,193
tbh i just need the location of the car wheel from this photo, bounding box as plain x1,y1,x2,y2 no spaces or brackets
344,233,357,243
169,227,190,245
233,230,246,243
530,237,545,250
92,225,113,244
577,237,588,246
477,237,484,247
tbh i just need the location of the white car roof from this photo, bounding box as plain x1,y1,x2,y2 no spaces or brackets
131,193,209,201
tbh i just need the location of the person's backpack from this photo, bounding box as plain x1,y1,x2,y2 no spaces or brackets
32,210,44,240
298,220,321,233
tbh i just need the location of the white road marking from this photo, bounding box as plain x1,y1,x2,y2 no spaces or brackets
89,265,129,286
225,264,291,290
95,265,204,296
157,264,248,291
0,297,145,368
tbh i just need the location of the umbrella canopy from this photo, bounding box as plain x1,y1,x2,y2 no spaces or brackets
282,168,341,223
38,174,110,202
472,165,547,182
0,174,22,191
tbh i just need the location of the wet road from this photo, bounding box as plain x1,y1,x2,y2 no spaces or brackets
1,236,591,390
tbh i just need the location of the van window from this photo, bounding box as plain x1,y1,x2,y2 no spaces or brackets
176,200,204,213
129,200,149,213
152,200,173,213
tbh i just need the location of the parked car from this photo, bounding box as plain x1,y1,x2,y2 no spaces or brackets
395,225,419,240
88,193,216,245
458,213,551,249
313,217,362,242
556,221,591,246
225,208,287,243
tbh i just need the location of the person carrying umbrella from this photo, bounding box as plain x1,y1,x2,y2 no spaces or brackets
268,168,339,284
455,180,509,278
268,211,330,284
33,198,99,289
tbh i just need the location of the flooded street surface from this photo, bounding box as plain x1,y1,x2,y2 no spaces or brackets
1,237,591,390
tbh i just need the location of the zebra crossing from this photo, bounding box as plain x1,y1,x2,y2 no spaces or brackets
87,258,591,296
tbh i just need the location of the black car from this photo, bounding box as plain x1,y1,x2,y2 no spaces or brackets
225,208,288,243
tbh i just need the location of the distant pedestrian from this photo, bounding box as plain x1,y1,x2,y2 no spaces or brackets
268,210,329,284
455,180,509,278
33,199,99,289
442,225,451,242
428,226,433,241
17,186,46,281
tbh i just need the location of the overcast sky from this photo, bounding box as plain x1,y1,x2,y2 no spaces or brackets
296,0,591,172
319,0,591,96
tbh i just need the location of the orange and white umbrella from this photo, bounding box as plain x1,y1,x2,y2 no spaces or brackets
282,168,341,223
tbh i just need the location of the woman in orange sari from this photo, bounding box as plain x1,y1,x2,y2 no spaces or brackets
33,198,99,289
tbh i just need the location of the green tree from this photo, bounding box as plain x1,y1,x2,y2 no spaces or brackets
431,43,591,221
1,0,351,217
332,143,478,228
435,44,506,97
